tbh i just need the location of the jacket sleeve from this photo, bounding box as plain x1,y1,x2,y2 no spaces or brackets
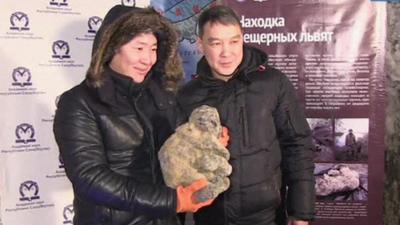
53,89,177,218
272,73,315,221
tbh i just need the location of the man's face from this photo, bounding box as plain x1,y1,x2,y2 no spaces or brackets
198,22,243,81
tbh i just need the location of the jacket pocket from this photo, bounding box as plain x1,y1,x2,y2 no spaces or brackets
240,145,281,187
284,105,310,137
240,179,281,216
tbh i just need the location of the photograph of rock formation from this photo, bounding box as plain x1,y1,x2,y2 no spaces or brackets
307,118,335,162
315,163,368,201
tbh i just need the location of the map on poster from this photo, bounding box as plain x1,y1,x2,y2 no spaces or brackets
150,0,216,79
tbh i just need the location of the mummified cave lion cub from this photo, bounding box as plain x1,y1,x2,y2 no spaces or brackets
158,105,232,202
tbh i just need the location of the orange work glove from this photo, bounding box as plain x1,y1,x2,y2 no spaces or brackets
176,178,214,213
219,126,230,147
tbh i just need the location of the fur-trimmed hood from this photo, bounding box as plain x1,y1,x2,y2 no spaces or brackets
87,5,183,92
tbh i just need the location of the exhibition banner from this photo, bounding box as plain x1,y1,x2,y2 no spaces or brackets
225,0,386,225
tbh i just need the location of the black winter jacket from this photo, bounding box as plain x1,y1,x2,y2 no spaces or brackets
178,46,315,225
53,68,180,225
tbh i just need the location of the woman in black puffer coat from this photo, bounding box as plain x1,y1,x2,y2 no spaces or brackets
54,5,211,225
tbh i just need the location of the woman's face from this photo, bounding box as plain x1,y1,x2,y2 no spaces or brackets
110,33,157,83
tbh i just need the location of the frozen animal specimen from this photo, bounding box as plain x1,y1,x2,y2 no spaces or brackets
158,105,232,202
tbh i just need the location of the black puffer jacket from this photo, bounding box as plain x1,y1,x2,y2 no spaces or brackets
53,5,183,225
178,46,315,225
54,69,179,225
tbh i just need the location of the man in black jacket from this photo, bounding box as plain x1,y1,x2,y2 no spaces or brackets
178,5,315,225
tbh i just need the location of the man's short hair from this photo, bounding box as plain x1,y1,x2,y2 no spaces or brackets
197,5,242,38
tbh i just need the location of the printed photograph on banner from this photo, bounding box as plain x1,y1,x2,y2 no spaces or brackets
314,163,368,202
307,118,334,162
334,118,369,162
150,0,216,80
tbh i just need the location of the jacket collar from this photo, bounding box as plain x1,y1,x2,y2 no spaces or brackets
93,66,151,107
107,66,146,98
91,67,173,110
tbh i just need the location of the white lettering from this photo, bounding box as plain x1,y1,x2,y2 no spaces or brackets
241,15,285,28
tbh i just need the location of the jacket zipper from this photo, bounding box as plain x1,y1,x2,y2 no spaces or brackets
134,94,157,184
239,106,249,147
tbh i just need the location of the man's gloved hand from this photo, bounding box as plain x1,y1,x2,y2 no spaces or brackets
176,178,214,213
219,126,230,147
